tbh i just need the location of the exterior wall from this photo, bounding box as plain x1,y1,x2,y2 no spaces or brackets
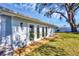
34,25,37,41
0,15,13,55
39,26,42,39
5,15,12,46
44,26,46,37
51,27,55,35
0,15,6,46
12,17,29,49
47,27,51,37
47,27,55,37
0,13,55,56
0,14,55,50
0,15,2,45
0,15,12,46
25,24,30,45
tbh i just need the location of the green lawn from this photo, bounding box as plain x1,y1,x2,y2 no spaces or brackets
26,32,79,56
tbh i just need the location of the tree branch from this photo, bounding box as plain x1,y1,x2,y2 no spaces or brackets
70,3,75,7
74,4,79,12
64,3,70,17
64,3,69,12
52,11,68,20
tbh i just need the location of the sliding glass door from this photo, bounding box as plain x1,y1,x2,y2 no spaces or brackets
37,25,40,38
29,25,34,41
42,27,44,37
46,27,48,36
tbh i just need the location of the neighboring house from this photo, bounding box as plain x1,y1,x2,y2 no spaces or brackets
0,7,56,55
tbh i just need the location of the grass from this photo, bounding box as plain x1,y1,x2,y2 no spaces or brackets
25,32,79,56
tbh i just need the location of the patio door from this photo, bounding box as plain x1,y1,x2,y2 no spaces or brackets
29,25,34,41
42,27,44,37
37,25,40,38
46,27,47,36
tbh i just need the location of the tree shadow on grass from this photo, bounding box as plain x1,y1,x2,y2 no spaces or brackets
59,32,79,34
26,44,68,56
71,32,79,34
49,39,57,42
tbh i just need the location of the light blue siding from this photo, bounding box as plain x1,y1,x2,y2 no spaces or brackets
0,15,12,46
5,15,12,36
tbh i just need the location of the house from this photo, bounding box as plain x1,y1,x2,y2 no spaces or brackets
0,7,56,55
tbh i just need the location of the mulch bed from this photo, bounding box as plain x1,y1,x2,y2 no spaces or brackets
14,34,58,56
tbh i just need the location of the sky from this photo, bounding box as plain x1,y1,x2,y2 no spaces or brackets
0,3,79,27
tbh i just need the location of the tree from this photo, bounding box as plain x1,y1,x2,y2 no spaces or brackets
34,3,79,32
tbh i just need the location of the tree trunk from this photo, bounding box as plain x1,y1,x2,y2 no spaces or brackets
67,10,77,32
69,22,77,32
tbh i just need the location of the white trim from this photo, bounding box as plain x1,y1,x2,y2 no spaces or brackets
34,25,37,41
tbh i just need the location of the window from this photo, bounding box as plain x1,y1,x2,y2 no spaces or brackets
20,22,23,30
37,25,40,38
29,25,34,41
42,27,44,37
46,27,48,36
